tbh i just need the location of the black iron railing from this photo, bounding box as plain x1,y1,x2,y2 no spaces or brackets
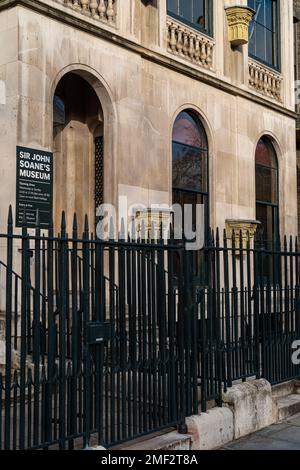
0,207,300,450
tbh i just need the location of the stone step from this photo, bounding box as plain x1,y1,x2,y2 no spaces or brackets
111,430,192,451
272,380,295,399
294,381,300,394
277,394,300,421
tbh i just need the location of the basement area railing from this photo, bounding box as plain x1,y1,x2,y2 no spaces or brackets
0,208,300,449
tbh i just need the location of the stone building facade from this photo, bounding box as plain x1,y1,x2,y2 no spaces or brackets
294,0,300,236
0,0,297,242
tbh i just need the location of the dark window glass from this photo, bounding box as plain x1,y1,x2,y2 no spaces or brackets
172,112,208,193
255,138,279,245
167,0,212,36
172,111,209,272
248,0,279,69
255,138,280,283
53,95,65,126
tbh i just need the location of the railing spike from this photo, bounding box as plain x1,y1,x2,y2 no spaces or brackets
239,229,243,250
223,228,228,248
141,219,146,241
231,228,235,247
22,210,27,228
61,211,66,233
72,213,78,234
159,221,163,241
84,214,89,234
35,209,40,229
120,217,125,240
151,221,155,242
7,205,13,227
49,211,54,234
109,216,114,240
210,228,215,247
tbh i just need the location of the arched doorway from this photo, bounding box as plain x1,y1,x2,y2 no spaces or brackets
53,72,104,233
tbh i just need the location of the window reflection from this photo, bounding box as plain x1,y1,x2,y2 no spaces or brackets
248,0,279,69
167,0,212,36
255,138,279,246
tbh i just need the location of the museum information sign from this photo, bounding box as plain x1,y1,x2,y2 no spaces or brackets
16,146,53,228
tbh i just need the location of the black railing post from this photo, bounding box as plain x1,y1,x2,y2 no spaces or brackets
82,215,91,449
223,230,232,389
70,214,78,445
253,235,261,379
177,246,188,434
33,212,41,447
58,212,67,450
215,228,223,405
46,214,55,445
4,206,13,450
19,212,29,450
167,224,177,423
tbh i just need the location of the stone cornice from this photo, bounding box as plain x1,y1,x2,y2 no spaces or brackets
0,0,297,120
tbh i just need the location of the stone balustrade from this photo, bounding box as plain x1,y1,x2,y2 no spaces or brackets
167,17,214,70
248,59,282,102
54,0,116,24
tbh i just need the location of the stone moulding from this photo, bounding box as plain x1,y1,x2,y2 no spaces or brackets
225,5,255,47
167,16,215,70
248,59,283,103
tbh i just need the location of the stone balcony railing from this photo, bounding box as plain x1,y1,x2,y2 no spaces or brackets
167,17,215,70
248,59,282,103
54,0,117,24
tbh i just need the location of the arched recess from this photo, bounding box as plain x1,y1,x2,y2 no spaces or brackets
51,66,117,234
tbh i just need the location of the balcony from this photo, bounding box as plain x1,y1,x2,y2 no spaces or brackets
53,0,117,25
248,59,282,103
166,17,215,71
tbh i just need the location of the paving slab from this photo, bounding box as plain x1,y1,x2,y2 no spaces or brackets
286,414,300,426
222,413,300,450
255,423,292,438
223,435,300,450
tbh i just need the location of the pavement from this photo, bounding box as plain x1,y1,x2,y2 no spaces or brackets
221,413,300,450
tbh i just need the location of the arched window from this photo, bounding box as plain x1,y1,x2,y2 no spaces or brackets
248,0,280,69
172,110,209,241
167,0,213,36
255,137,279,247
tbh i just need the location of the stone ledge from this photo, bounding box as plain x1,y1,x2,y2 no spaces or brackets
111,431,192,451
